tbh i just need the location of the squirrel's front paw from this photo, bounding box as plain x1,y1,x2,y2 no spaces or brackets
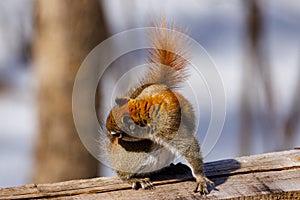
130,178,154,190
194,174,214,195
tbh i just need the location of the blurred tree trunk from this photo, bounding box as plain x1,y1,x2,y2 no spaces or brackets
240,0,276,155
33,0,109,183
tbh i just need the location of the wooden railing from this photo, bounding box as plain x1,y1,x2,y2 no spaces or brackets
1,150,299,199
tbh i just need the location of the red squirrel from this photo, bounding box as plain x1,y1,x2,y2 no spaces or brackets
106,18,213,194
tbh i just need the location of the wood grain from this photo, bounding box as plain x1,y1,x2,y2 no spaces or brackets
1,150,299,199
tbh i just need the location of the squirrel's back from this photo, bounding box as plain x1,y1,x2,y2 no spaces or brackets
107,18,191,136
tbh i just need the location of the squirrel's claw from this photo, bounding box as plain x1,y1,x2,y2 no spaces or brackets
130,178,154,190
194,174,214,195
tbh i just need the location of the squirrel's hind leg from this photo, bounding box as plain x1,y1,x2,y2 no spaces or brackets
183,138,214,194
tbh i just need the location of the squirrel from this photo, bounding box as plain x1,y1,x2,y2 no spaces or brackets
105,18,213,194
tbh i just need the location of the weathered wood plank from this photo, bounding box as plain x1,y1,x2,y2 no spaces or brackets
52,168,300,200
1,150,299,199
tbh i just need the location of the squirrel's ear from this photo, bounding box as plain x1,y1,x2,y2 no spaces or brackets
115,97,130,106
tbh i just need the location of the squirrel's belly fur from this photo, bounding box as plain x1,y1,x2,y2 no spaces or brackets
109,138,176,174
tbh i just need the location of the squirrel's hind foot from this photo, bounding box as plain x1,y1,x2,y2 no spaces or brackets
194,174,214,195
130,177,154,190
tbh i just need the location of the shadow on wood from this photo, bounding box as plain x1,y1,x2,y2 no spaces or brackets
141,159,241,193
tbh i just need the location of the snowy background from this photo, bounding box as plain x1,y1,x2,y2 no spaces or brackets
0,0,299,187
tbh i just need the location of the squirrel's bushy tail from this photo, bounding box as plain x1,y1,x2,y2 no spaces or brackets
144,17,190,89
